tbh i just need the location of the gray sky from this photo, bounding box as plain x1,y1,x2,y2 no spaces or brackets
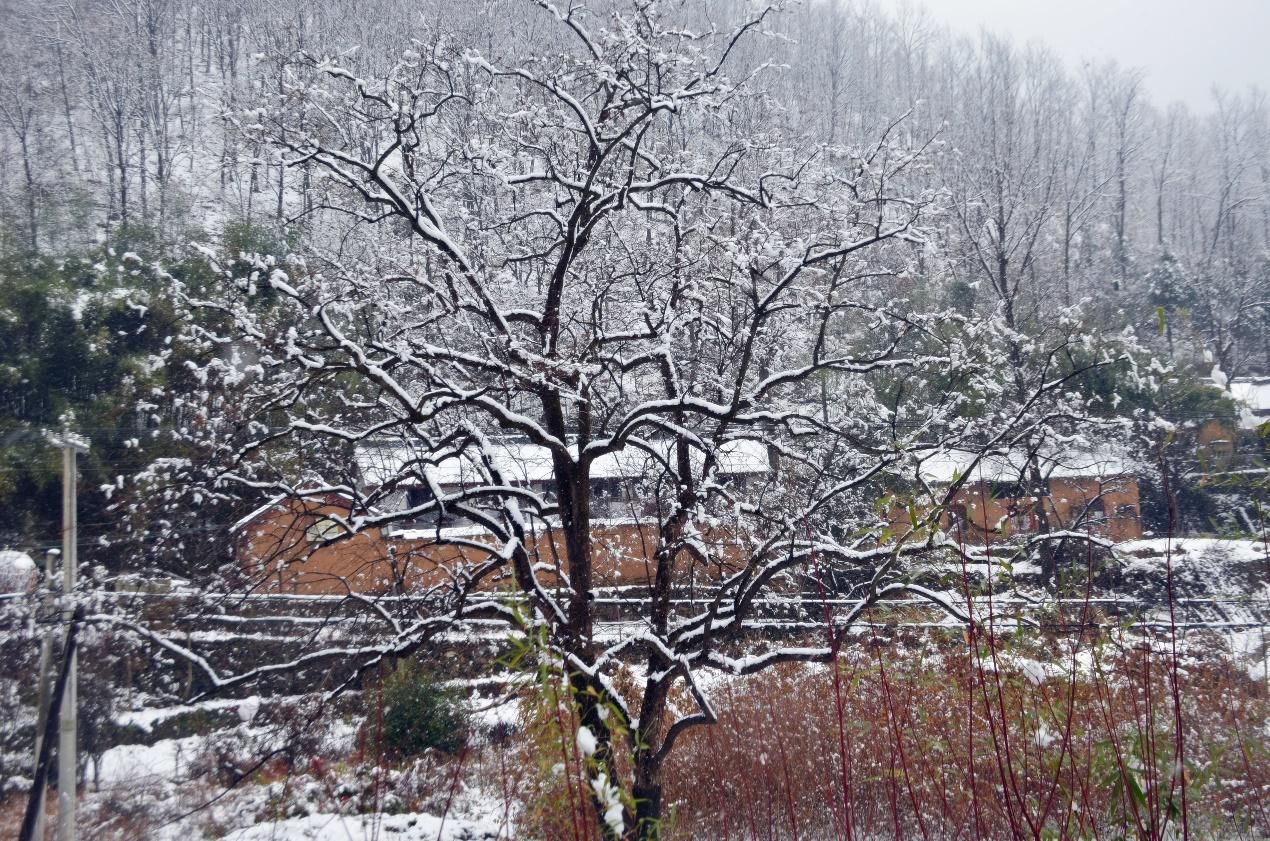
873,0,1270,111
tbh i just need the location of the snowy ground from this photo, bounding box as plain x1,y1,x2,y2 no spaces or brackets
3,537,1265,840
217,812,501,840
1116,537,1270,679
77,708,514,841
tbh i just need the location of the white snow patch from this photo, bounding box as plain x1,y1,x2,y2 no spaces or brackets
219,811,500,840
237,696,261,723
1229,377,1270,429
97,734,202,786
576,724,598,758
589,772,624,837
1116,537,1270,563
1015,657,1049,686
0,550,37,593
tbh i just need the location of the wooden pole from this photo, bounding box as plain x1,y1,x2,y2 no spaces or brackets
50,431,88,841
19,609,81,841
31,550,58,841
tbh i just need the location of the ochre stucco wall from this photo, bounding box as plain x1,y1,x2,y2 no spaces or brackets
235,500,744,595
939,476,1142,543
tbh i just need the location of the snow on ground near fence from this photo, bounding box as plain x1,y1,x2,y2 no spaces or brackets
1117,536,1270,563
114,694,267,732
97,733,201,787
1229,625,1270,682
33,537,1267,838
219,812,501,841
81,710,510,841
1091,538,1269,680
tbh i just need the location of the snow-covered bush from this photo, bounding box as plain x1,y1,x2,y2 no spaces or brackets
0,549,36,593
374,662,469,759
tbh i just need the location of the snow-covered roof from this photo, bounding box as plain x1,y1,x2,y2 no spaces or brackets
918,448,1133,485
1229,377,1270,429
385,515,649,541
356,438,770,490
356,441,554,488
590,439,770,481
229,492,355,534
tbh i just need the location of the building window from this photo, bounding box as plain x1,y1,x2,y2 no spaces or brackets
1005,503,1036,535
406,486,434,510
405,485,454,526
1077,497,1111,534
305,517,343,544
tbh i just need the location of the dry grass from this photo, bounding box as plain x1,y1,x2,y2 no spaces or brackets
4,629,1265,841
662,630,1269,841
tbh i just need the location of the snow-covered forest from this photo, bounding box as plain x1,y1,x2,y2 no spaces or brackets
0,0,1267,839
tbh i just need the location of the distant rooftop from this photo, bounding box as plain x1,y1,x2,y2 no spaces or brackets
918,448,1133,485
1229,377,1270,429
355,437,771,489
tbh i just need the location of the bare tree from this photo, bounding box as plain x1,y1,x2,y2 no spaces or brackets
123,5,1143,838
0,59,46,251
1105,66,1144,290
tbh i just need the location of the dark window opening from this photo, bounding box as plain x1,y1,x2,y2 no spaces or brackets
987,481,1026,500
406,486,434,509
403,485,456,527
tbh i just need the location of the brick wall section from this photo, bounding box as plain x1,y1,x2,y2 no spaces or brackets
235,499,744,595
1195,419,1238,466
939,475,1142,543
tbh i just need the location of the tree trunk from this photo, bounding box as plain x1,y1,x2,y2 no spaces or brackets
137,122,149,221
56,43,80,174
1031,472,1060,589
115,109,129,228
631,763,665,841
18,133,37,252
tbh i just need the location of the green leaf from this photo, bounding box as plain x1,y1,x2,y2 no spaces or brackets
1126,770,1148,810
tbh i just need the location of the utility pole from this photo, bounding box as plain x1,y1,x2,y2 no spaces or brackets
49,431,88,841
31,549,58,841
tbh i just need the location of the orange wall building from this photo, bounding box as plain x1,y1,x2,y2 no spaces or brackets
941,475,1142,543
233,495,727,595
914,449,1143,544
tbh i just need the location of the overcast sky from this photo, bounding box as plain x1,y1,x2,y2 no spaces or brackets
871,0,1270,112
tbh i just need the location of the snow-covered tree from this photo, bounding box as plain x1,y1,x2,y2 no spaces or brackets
118,4,1155,838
